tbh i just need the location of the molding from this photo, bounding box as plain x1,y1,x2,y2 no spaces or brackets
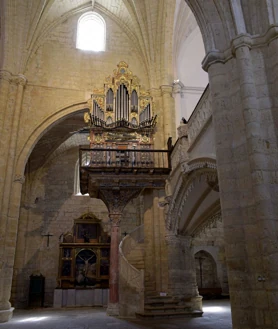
11,74,27,86
149,88,162,97
160,85,173,95
0,70,12,82
166,158,217,233
202,24,278,71
13,174,25,184
0,71,27,85
0,308,14,322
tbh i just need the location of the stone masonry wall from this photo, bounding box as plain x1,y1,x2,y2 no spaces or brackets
11,147,141,308
193,219,229,294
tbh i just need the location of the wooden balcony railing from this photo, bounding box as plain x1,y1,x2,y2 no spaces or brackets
79,148,171,173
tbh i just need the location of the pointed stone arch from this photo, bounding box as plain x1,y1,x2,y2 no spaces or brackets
15,101,90,178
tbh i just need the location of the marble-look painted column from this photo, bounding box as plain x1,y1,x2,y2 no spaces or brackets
107,213,121,316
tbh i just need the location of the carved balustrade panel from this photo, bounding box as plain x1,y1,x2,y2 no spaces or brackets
187,87,211,147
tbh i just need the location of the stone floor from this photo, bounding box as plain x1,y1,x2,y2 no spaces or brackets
0,299,232,329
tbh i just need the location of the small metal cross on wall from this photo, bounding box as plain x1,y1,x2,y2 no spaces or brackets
42,232,53,247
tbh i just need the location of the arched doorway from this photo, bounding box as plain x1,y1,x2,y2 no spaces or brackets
195,250,221,297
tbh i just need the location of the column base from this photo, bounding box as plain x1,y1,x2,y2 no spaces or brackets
0,307,14,323
107,303,119,316
191,295,203,312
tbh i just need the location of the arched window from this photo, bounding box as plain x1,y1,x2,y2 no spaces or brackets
74,159,89,196
76,12,106,51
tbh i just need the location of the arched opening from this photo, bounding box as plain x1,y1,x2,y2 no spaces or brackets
76,12,106,51
11,103,143,308
194,250,221,297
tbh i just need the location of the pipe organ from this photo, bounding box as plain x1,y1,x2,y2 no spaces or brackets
84,61,157,150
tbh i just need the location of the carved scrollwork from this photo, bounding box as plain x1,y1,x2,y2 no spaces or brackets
192,211,222,238
166,158,218,234
187,87,211,146
98,188,142,214
84,112,91,123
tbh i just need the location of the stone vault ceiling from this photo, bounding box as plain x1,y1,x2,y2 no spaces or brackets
2,0,196,172
18,0,175,171
3,0,178,85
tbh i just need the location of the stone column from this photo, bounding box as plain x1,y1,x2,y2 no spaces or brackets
0,74,26,322
161,85,176,145
1,75,27,218
0,70,12,207
143,189,169,297
204,32,278,327
0,71,12,133
107,213,121,316
165,232,201,310
150,88,164,149
0,175,24,322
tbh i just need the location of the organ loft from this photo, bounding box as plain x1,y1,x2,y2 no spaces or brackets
78,61,171,315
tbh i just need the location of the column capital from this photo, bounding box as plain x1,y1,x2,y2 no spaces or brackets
0,70,12,82
109,213,122,226
149,88,161,97
160,85,173,95
203,25,278,71
231,34,253,54
11,74,27,86
13,174,25,185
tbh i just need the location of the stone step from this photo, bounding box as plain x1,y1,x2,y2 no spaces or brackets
127,252,144,256
144,305,192,312
145,296,175,302
130,263,145,270
145,300,178,307
128,257,144,262
135,310,203,319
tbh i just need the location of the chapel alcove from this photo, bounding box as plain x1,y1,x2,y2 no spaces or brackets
57,213,110,289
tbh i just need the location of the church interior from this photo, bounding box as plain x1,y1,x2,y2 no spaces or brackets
0,1,278,328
